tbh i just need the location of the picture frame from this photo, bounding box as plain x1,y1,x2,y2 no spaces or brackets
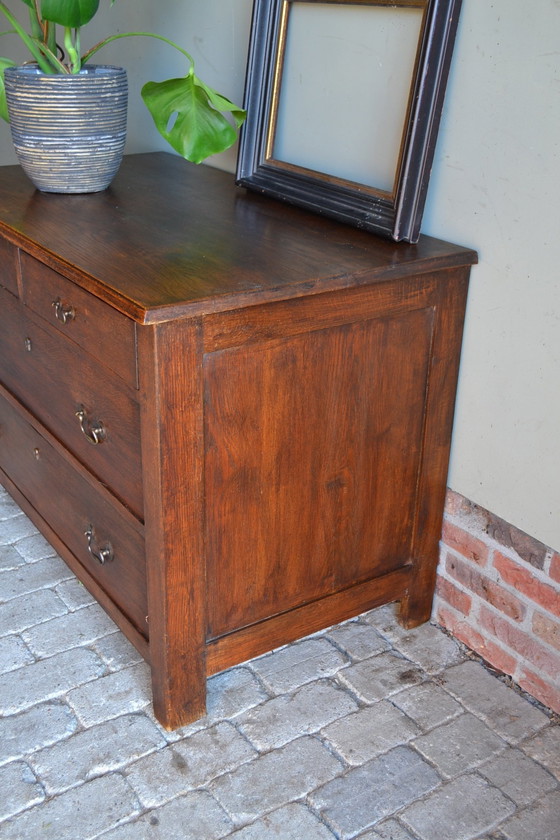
236,0,464,243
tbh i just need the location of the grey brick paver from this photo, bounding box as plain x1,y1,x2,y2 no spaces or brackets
0,544,25,571
326,620,390,661
412,712,506,777
93,633,144,671
0,701,78,766
499,790,560,840
337,651,424,703
309,745,440,839
224,802,337,838
0,773,140,839
248,637,348,693
441,661,549,743
520,725,560,779
0,493,22,521
205,666,270,721
211,736,343,825
377,622,465,674
126,720,257,808
30,713,166,794
55,578,97,610
478,747,558,805
98,791,233,840
0,760,44,821
22,603,118,657
357,820,417,839
67,661,152,726
0,634,34,674
236,679,358,751
391,680,463,731
0,588,68,637
400,774,516,840
0,514,38,545
12,530,57,562
0,555,73,603
0,647,105,715
321,700,420,765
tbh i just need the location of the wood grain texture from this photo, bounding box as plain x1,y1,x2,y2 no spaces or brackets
0,235,18,295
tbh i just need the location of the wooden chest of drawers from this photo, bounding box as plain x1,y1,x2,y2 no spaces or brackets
0,153,476,728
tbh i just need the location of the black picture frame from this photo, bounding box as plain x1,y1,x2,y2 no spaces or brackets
236,0,463,243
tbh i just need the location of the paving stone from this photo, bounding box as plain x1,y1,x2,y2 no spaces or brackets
337,652,424,703
0,514,38,545
249,638,348,694
520,725,560,779
499,790,560,840
55,577,97,610
0,760,44,820
391,681,463,731
93,632,144,671
126,720,257,807
12,531,57,563
206,666,270,720
0,634,34,674
0,493,22,521
400,774,516,840
30,713,166,794
309,745,440,839
225,802,336,839
0,555,73,603
0,701,78,766
211,736,343,825
326,620,391,661
236,679,358,750
380,622,465,674
363,604,401,634
22,603,117,657
321,700,420,765
99,790,233,840
478,747,558,806
0,772,140,840
441,661,549,743
0,588,68,637
0,647,105,715
67,661,152,726
0,544,26,571
412,712,506,778
357,820,417,840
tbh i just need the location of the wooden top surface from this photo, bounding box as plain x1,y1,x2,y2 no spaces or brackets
0,152,477,324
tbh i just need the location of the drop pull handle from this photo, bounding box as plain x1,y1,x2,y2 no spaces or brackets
84,525,114,565
76,406,106,445
52,297,75,324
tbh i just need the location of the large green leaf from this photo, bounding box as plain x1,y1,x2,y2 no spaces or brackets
0,57,16,121
40,0,99,28
141,70,246,164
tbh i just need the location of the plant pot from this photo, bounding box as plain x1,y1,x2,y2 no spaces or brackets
4,64,128,193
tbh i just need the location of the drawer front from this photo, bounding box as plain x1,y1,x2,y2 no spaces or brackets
0,237,19,296
20,251,137,388
0,286,143,519
0,389,148,633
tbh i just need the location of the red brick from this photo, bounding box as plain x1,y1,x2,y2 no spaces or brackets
436,605,517,675
436,574,472,615
532,611,560,652
441,520,490,567
444,489,472,517
493,553,560,616
446,554,526,621
518,668,560,715
479,605,560,679
550,552,560,584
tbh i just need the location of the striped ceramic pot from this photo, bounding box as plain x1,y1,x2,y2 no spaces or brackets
4,64,128,193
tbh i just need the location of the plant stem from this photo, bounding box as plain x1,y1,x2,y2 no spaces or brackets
81,31,195,69
0,1,54,73
64,27,81,73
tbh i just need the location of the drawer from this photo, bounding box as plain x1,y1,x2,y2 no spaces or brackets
20,251,137,388
0,286,143,519
0,389,148,634
0,237,19,296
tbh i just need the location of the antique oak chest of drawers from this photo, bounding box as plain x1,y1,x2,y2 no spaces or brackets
0,153,476,728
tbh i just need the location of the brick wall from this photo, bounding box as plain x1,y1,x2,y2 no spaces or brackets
434,489,560,714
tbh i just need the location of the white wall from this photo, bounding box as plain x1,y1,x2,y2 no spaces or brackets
1,1,558,549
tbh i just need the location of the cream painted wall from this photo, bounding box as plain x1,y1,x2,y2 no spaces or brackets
0,1,558,549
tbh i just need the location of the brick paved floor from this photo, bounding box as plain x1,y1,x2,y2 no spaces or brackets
1,485,559,840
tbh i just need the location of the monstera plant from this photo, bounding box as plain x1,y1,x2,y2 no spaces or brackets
0,0,246,178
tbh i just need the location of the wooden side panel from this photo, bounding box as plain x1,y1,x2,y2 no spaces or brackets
0,236,18,296
139,318,206,729
204,304,435,640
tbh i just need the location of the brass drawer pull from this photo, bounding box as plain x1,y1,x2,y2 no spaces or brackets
85,525,114,565
76,406,106,445
52,297,75,324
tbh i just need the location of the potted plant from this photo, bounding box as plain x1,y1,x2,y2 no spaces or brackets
0,0,246,192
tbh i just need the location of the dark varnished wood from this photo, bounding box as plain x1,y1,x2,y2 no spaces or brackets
0,153,476,728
